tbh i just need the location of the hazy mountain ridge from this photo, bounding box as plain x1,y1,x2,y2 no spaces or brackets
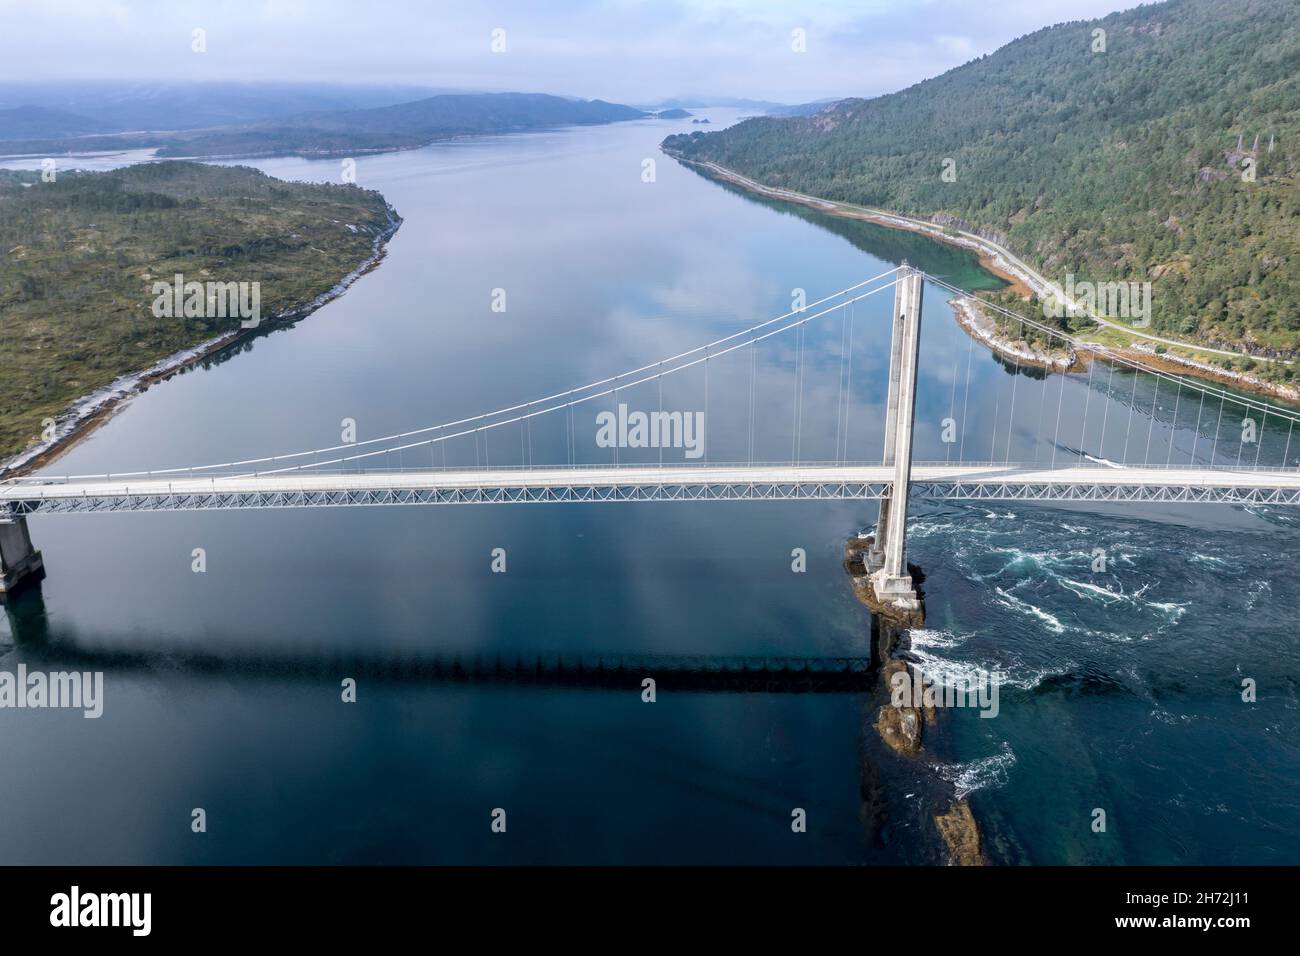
0,82,459,133
153,93,647,157
0,106,112,140
0,90,649,159
766,98,842,117
646,97,789,112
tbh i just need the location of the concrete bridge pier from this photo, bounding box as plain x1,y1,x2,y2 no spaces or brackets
869,266,923,614
0,513,44,600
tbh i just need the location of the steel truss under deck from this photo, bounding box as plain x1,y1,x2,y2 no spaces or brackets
5,479,1299,516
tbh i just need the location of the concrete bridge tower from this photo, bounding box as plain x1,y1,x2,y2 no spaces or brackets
866,265,923,613
0,513,44,599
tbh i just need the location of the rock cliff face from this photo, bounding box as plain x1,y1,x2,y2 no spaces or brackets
927,213,1009,249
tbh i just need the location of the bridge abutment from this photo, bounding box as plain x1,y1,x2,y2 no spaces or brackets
0,514,44,600
869,266,923,616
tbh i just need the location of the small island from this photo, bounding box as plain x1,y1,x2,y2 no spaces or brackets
0,161,401,466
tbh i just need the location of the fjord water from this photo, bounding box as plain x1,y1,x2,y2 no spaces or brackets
2,110,1298,864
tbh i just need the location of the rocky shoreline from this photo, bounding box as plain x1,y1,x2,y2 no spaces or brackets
1105,339,1300,403
949,297,1079,372
843,535,988,866
0,206,403,478
952,295,1300,404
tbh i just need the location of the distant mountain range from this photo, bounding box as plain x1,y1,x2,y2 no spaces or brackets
0,82,460,133
640,97,841,118
0,90,650,159
645,97,791,113
155,93,648,157
765,98,842,118
0,106,112,140
0,85,837,157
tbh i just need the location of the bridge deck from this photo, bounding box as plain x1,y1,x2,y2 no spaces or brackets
5,463,1300,513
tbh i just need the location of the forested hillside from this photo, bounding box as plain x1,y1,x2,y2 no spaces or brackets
665,0,1298,357
0,163,397,460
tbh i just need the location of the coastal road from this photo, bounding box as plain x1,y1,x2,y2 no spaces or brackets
681,159,1288,366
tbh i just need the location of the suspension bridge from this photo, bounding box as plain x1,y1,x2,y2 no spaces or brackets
3,265,1298,611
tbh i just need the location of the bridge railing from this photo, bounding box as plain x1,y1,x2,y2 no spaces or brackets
5,459,1300,489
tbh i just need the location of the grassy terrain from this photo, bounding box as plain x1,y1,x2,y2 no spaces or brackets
0,161,396,460
665,0,1298,373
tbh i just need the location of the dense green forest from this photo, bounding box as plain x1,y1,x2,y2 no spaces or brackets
665,0,1298,359
0,162,396,460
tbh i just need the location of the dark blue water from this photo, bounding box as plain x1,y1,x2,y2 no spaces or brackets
911,502,1300,864
2,109,1297,864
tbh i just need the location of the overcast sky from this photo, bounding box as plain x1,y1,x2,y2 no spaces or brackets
1,0,1140,104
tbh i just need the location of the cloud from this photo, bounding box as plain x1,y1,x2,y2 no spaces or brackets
0,0,1141,103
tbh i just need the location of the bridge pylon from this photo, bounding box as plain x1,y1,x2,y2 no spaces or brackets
0,513,44,600
867,264,923,613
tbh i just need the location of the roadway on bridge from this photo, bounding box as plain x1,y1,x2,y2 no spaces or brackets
5,463,1300,512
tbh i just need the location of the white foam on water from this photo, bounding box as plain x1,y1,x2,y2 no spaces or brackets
1078,626,1136,643
995,587,1066,634
908,628,966,650
1244,579,1271,611
908,629,1068,690
989,547,1079,580
1059,577,1126,603
908,520,1002,541
934,742,1017,799
1083,454,1125,469
906,646,997,690
1147,600,1187,620
906,521,959,539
